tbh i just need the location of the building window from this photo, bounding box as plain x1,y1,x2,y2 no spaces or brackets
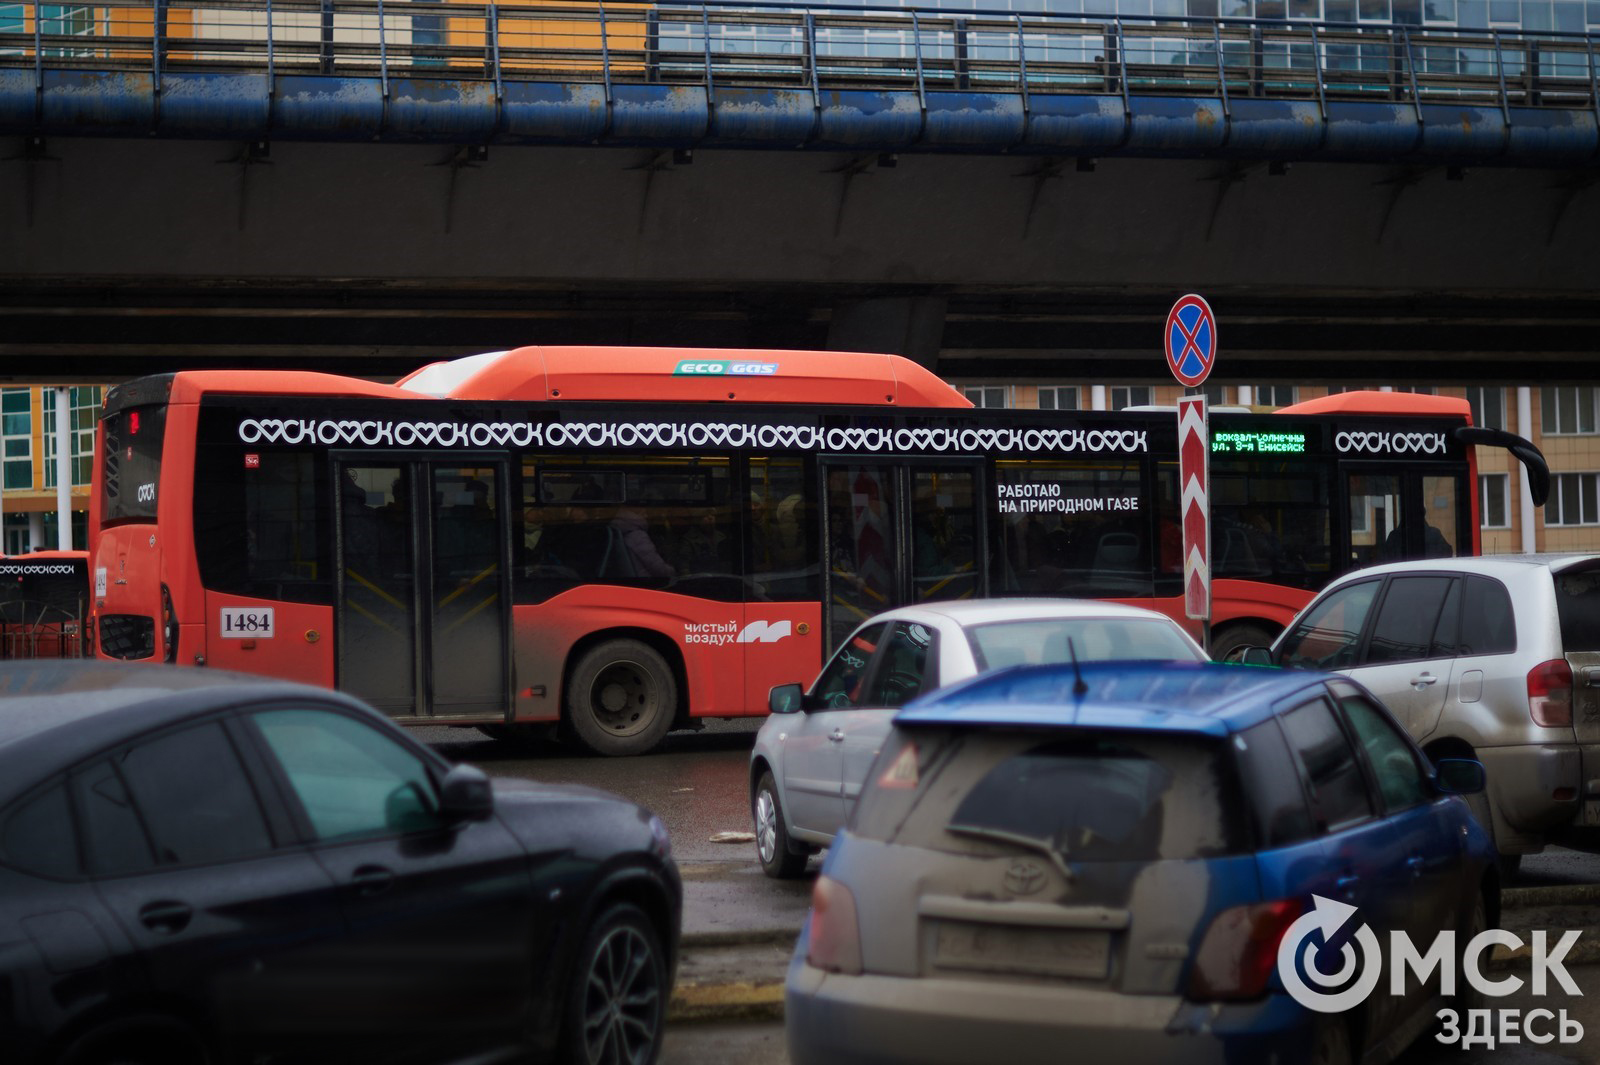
1200,384,1229,406
1466,386,1505,431
36,4,96,58
1479,473,1509,529
1,389,31,491
1390,386,1436,395
962,386,1010,409
43,386,102,488
1547,473,1600,526
1253,385,1298,407
1109,386,1152,410
1541,387,1599,435
1037,386,1079,411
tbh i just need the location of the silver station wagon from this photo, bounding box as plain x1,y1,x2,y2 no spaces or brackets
749,599,1209,879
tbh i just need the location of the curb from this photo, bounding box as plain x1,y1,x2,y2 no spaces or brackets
671,928,799,1024
1504,884,1600,910
1490,936,1600,970
682,927,801,950
668,981,785,1024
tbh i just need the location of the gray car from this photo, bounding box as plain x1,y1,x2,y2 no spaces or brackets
748,599,1208,878
1257,552,1600,872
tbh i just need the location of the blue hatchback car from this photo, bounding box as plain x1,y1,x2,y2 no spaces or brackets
786,661,1495,1065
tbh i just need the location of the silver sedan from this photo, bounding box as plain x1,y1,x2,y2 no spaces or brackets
748,598,1209,878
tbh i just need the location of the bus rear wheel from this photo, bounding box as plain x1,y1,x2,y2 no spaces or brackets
566,639,677,757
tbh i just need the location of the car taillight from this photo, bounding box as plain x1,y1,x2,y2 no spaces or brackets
1188,899,1301,1002
160,583,178,664
806,875,862,976
1528,659,1573,728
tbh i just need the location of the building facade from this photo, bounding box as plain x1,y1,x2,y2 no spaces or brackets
951,380,1600,556
0,385,102,554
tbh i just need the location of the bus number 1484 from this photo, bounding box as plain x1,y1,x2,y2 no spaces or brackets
220,607,276,638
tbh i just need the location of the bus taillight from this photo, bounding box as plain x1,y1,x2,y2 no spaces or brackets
160,583,178,664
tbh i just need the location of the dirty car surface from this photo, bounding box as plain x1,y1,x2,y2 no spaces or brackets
786,661,1496,1065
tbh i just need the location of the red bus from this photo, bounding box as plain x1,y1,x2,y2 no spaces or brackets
90,347,1547,754
0,550,91,659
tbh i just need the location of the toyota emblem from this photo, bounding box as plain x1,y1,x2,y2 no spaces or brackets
1003,859,1047,896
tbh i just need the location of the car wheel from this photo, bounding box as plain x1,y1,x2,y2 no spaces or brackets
559,902,667,1065
1208,622,1277,662
1308,1016,1353,1065
753,771,809,879
566,640,677,757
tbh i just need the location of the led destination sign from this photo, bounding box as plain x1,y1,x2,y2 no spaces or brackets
1212,431,1306,455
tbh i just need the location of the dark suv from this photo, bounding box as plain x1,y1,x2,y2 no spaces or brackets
0,661,680,1065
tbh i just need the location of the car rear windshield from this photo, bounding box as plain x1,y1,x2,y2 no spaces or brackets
1554,564,1600,651
854,727,1247,863
965,617,1200,672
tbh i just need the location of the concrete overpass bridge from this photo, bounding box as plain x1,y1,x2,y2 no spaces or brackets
3,0,1598,383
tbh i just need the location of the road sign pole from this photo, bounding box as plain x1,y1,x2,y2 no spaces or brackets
1178,394,1210,632
1165,293,1217,651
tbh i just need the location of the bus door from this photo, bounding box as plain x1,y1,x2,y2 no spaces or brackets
1343,468,1465,571
821,462,982,649
336,461,509,719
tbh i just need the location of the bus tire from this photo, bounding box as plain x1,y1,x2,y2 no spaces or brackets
1208,621,1277,662
566,639,677,757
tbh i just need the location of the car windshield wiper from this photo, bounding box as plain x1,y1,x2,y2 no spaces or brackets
945,823,1075,881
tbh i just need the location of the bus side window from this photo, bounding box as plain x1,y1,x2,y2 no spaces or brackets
749,458,819,603
991,459,1151,599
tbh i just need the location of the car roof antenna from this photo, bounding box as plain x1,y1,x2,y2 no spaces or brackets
1067,637,1089,698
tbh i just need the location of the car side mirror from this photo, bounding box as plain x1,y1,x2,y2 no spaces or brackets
440,763,494,821
1434,758,1486,796
769,683,805,715
1227,646,1274,666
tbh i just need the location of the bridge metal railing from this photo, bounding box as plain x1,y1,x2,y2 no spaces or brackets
2,0,1598,114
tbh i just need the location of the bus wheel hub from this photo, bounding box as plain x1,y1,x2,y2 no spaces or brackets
600,683,630,714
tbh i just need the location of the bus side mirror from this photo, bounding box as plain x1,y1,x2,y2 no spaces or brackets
1434,758,1486,796
1455,426,1549,507
768,683,805,715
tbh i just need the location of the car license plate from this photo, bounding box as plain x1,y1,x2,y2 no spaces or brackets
933,921,1110,980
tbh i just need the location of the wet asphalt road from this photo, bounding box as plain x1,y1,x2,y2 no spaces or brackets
416,718,819,939
417,717,772,865
416,717,1600,891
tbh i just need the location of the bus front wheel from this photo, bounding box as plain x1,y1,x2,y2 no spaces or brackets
566,639,678,756
1208,621,1278,662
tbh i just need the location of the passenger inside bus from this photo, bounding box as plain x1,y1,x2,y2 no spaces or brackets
609,504,674,581
533,480,609,580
